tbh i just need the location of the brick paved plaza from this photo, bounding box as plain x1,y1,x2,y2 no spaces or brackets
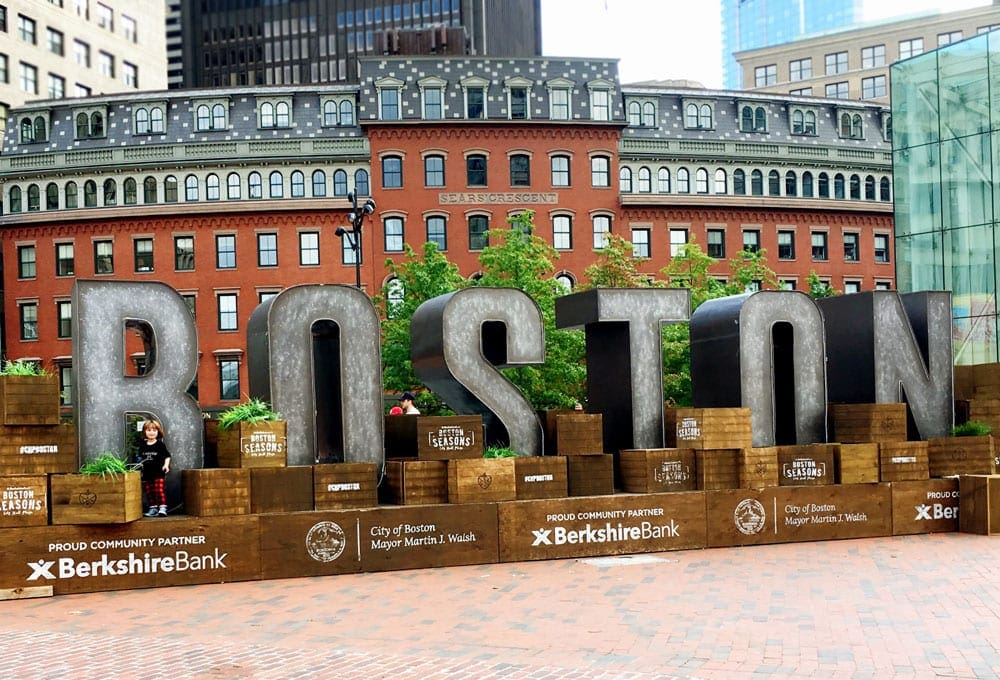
4,532,1000,679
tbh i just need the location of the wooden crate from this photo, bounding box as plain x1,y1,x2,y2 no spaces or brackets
314,462,377,510
835,443,880,484
928,435,998,477
0,423,77,475
892,478,960,535
539,411,604,455
663,406,678,447
514,456,568,500
382,459,448,505
250,466,314,514
739,447,779,490
217,421,287,468
182,468,250,516
675,408,752,450
830,403,907,443
959,474,1000,535
0,374,60,426
618,449,697,493
203,419,220,468
384,415,484,460
695,449,740,490
965,398,1000,433
879,441,930,482
776,444,836,486
49,471,141,524
448,458,516,504
566,454,614,496
0,474,48,527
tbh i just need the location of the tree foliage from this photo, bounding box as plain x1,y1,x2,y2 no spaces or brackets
583,233,661,289
806,270,839,298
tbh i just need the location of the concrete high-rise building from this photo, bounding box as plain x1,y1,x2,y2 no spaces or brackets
0,0,167,129
176,0,542,88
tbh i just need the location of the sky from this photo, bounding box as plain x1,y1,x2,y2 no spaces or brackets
540,0,991,89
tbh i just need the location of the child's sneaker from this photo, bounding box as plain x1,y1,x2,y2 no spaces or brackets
157,506,168,517
145,507,158,517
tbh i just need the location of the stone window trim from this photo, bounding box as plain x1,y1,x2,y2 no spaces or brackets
255,95,293,128
417,75,447,116
504,75,534,120
545,76,574,118
192,97,230,130
681,97,715,130
789,105,818,135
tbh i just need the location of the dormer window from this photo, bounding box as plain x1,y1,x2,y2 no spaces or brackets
133,101,166,135
626,99,656,127
505,76,533,120
18,112,49,143
418,76,446,120
587,79,614,121
194,99,229,131
257,97,292,128
546,77,573,120
376,76,404,121
739,104,767,133
790,107,817,135
838,109,864,139
73,106,106,139
683,99,714,129
461,76,488,119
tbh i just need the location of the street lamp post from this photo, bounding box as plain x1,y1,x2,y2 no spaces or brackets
335,191,376,289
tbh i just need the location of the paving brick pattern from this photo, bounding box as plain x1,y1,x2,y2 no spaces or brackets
4,533,1000,679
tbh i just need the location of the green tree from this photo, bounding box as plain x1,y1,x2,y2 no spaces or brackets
806,270,839,298
583,233,661,288
726,247,780,294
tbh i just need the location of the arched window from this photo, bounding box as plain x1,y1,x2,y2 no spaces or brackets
849,174,861,200
677,167,690,193
792,110,803,134
312,170,327,196
27,184,40,211
276,102,290,127
290,170,305,197
333,169,348,196
802,172,814,198
754,107,766,131
260,102,274,127
20,118,34,143
628,101,641,126
699,104,712,128
65,181,78,208
164,175,178,202
741,106,754,132
637,166,651,193
804,111,816,134
323,100,337,126
714,168,727,194
768,170,780,196
103,178,117,205
785,171,797,197
206,173,220,200
355,169,370,196
657,167,670,193
864,175,876,200
76,113,89,138
46,182,59,209
852,114,863,138
135,108,150,134
124,178,137,205
642,102,655,127
196,105,210,130
619,167,633,193
684,103,698,127
734,169,746,195
818,173,829,198
33,116,46,141
143,176,157,203
90,112,103,137
227,172,241,199
269,171,283,198
84,180,98,207
840,112,851,137
695,168,709,193
248,172,262,199
212,104,226,129
185,174,199,201
834,173,846,199
880,177,891,201
339,100,354,126
8,186,21,212
556,273,575,293
751,169,763,196
150,107,164,133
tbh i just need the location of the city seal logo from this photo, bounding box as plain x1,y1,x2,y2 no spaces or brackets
305,521,346,563
733,498,766,536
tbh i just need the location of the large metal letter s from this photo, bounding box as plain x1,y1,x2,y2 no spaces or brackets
410,288,544,456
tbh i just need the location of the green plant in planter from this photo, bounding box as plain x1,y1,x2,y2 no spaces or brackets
0,359,49,376
217,397,282,430
484,446,518,458
950,421,992,437
78,451,130,479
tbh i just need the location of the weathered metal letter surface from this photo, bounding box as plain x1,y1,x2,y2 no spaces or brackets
690,291,827,446
247,284,383,466
555,288,689,452
817,290,953,439
71,280,203,481
411,288,544,456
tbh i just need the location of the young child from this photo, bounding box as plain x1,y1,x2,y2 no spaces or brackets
135,418,171,517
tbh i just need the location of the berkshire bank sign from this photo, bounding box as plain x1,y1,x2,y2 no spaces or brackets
70,281,953,474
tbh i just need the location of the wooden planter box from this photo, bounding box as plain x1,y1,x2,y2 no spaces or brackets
448,458,516,504
739,447,779,490
49,471,141,524
0,374,60,426
0,423,77,475
830,403,907,443
384,415,484,460
675,408,752,450
514,456,568,500
695,449,740,490
250,466,314,514
964,398,1000,433
382,459,448,505
0,474,48,527
927,435,998,477
217,420,287,468
879,441,929,482
776,444,836,486
182,468,250,516
835,443,880,484
539,411,604,455
663,406,678,447
566,454,614,496
959,474,1000,535
619,449,697,493
314,462,377,510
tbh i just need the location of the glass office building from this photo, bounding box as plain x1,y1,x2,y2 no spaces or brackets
892,31,999,364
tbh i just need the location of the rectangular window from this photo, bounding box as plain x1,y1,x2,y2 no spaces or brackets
0,54,7,83
468,215,488,251
122,14,137,42
861,45,886,68
423,87,442,119
174,236,194,270
257,233,278,267
380,88,399,120
825,51,848,75
299,231,319,266
19,302,38,340
551,88,570,120
466,155,487,187
384,217,404,252
707,229,725,259
789,58,811,81
778,230,795,260
875,281,892,290
216,234,236,269
73,40,89,67
48,73,64,98
17,14,35,43
510,87,528,119
19,62,37,94
94,239,113,274
825,82,849,99
466,87,484,119
98,50,114,77
742,230,760,254
553,215,572,250
844,233,859,262
17,245,35,278
631,228,650,258
341,233,360,264
811,232,828,261
592,215,611,249
217,293,237,331
861,75,886,100
59,365,73,406
123,62,137,88
844,281,861,294
426,216,447,251
669,228,687,257
510,155,530,187
789,87,812,96
56,243,74,276
754,64,777,87
781,279,797,291
424,156,444,187
551,156,570,187
938,31,962,47
382,156,402,188
96,2,112,30
590,89,610,121
219,359,240,400
591,156,610,187
874,234,890,263
47,27,63,55
899,38,923,60
0,6,6,32
56,301,72,339
133,237,153,271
